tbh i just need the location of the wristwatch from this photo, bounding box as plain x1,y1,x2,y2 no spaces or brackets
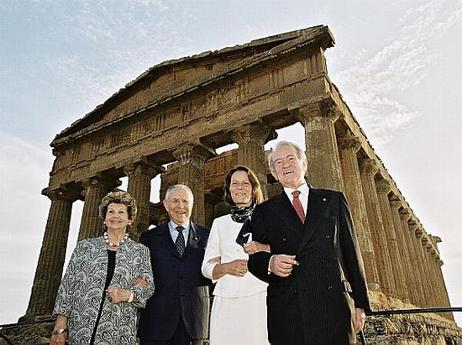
52,328,67,335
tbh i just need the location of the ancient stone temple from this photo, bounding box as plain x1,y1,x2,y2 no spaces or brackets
17,25,461,343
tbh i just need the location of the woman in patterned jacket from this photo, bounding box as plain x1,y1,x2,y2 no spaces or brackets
50,191,155,345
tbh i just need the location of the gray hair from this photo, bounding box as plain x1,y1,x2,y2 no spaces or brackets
164,184,194,202
267,140,307,173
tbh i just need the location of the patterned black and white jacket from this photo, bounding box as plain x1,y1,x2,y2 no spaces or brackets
53,236,154,345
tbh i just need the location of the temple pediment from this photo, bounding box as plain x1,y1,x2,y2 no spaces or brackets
51,25,334,148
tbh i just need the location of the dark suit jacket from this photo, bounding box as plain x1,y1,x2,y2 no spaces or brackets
138,221,210,341
246,186,370,345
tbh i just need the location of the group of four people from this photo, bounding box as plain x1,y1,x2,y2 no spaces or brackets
50,140,370,345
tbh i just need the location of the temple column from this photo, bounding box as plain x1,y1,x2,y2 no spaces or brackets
205,189,223,228
386,223,408,301
124,161,164,240
78,175,120,240
429,235,453,315
373,177,401,299
428,249,444,308
407,222,429,307
427,245,453,320
388,198,414,304
172,144,215,226
414,229,434,307
427,236,451,316
434,257,455,321
204,199,215,229
338,133,379,290
421,236,440,308
21,187,77,320
360,163,396,297
231,122,275,199
296,102,343,191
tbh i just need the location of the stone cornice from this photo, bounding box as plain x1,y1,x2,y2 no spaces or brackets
52,26,334,148
359,158,379,175
292,98,341,123
399,208,411,221
231,122,273,146
42,186,80,202
82,174,120,190
375,178,392,194
337,133,362,152
171,143,216,166
123,161,165,179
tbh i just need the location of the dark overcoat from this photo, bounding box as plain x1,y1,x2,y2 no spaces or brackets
247,187,370,345
138,222,210,341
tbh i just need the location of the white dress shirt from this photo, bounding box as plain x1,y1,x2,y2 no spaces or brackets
168,221,190,244
283,181,309,215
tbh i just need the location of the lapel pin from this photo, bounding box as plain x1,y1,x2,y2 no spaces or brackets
322,198,327,202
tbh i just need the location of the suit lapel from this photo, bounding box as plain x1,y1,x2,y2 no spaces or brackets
297,188,329,255
271,192,304,239
183,222,201,257
157,222,179,257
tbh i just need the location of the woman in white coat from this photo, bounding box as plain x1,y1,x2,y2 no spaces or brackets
202,165,270,345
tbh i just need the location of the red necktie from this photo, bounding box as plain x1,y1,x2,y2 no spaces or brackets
292,191,305,223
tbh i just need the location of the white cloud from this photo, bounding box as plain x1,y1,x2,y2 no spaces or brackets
0,132,83,323
334,0,461,147
130,0,168,11
33,1,197,114
0,132,52,322
0,132,52,272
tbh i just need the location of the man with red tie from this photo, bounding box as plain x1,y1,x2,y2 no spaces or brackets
246,141,370,345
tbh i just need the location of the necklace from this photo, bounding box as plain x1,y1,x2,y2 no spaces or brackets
104,232,129,247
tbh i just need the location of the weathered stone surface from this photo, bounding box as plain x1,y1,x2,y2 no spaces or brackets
364,291,462,344
21,188,79,321
0,321,53,345
339,133,380,291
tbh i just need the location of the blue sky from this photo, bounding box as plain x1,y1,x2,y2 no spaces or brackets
1,0,461,326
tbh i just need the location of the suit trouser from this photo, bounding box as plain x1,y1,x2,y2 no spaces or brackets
139,315,205,345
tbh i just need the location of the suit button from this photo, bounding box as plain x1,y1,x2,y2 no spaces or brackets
294,289,297,294
327,285,333,290
282,237,287,242
325,234,331,239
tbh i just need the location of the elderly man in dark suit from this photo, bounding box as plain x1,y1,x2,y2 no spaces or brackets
246,141,370,345
138,184,210,345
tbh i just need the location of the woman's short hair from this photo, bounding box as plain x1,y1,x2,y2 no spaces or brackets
223,165,263,206
98,191,137,221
